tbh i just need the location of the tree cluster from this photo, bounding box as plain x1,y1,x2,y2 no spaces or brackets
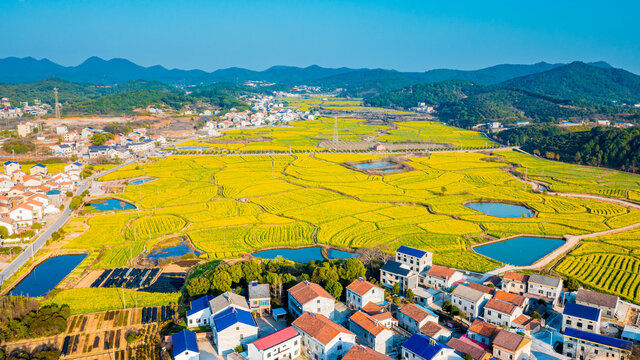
0,298,70,342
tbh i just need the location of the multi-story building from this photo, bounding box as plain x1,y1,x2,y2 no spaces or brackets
563,328,632,360
397,304,438,334
562,302,601,333
395,246,432,273
575,288,619,320
419,321,452,343
292,312,355,360
342,345,393,360
172,329,199,360
380,260,418,292
401,334,457,360
212,306,258,355
483,299,523,328
501,272,528,295
348,311,395,354
451,285,491,320
466,319,500,346
491,329,531,360
525,274,562,305
186,295,214,328
346,278,384,311
421,265,462,290
248,282,271,315
247,326,300,360
288,281,335,319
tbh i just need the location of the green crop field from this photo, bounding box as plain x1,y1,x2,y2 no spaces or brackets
42,288,180,315
555,227,640,303
59,151,640,277
177,117,491,152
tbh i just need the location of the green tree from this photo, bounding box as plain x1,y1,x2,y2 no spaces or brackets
464,354,473,360
186,277,210,297
325,279,343,300
70,196,83,210
210,269,232,294
340,258,366,283
31,223,42,230
0,226,8,239
443,300,452,313
312,265,339,285
282,273,297,289
91,133,107,145
405,289,415,303
392,282,400,294
566,278,580,292
241,261,262,282
228,263,244,284
531,311,542,319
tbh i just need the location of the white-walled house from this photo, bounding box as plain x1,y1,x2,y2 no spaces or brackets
9,204,34,227
292,312,355,360
212,306,258,355
288,281,335,319
562,302,601,333
172,329,199,360
421,265,463,290
402,334,459,360
395,246,432,273
3,161,20,176
501,272,528,295
186,295,214,328
247,326,300,360
397,304,438,334
525,274,562,305
483,299,523,328
576,288,619,320
346,278,384,311
380,260,419,292
348,311,395,355
451,285,491,321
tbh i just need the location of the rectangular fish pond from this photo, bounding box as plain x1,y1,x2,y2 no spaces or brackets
10,254,87,297
252,246,359,263
474,236,565,266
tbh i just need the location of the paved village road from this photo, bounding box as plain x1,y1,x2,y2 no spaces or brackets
0,160,134,287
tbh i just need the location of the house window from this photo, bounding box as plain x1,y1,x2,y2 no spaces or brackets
588,325,593,330
566,320,572,325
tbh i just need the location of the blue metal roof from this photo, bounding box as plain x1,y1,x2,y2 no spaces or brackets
46,190,61,195
172,329,198,356
397,246,428,258
32,164,45,168
213,306,256,332
72,162,82,166
187,295,214,316
402,334,450,360
564,327,632,351
381,260,412,276
3,161,17,165
563,302,600,322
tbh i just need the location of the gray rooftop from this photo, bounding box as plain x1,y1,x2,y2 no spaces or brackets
528,274,562,288
452,284,487,302
248,283,270,299
209,291,249,316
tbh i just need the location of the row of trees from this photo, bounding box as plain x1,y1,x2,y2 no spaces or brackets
0,297,70,342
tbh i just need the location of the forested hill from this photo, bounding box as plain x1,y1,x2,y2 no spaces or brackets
501,61,640,105
496,126,640,172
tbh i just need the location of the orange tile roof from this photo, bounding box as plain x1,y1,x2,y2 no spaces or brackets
362,301,382,315
399,304,434,323
292,312,353,345
427,265,457,279
492,329,530,352
447,337,491,360
468,282,494,295
346,278,381,296
468,319,500,338
503,271,529,283
288,281,334,305
343,345,393,360
512,315,541,331
485,298,518,315
493,290,527,307
349,311,390,336
420,321,450,338
371,312,394,322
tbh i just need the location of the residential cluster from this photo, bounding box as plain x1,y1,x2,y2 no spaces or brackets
0,161,82,236
171,245,639,360
48,125,164,160
0,99,51,119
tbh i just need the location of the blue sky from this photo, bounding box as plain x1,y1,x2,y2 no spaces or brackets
2,0,639,73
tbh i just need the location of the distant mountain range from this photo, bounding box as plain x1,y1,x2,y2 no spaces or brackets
0,56,617,94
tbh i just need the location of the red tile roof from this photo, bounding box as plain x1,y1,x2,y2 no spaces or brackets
346,278,381,296
288,281,334,305
485,298,518,315
447,337,491,360
420,321,450,338
343,345,393,360
399,304,435,323
503,272,529,283
492,329,530,352
493,290,527,307
467,319,500,339
250,326,298,351
362,301,382,315
468,282,494,295
349,311,390,336
427,265,457,279
371,312,394,322
292,312,353,345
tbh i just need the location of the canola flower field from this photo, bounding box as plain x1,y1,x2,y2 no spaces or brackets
64,151,640,275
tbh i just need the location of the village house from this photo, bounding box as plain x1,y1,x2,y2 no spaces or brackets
248,282,271,315
413,287,444,308
467,282,495,296
212,306,258,355
421,265,463,290
342,345,393,360
12,170,26,183
466,319,500,346
397,304,438,334
292,312,355,360
420,321,452,343
288,281,335,319
348,311,395,355
491,329,531,360
186,295,214,328
491,290,529,312
511,315,542,335
0,217,15,235
64,162,83,173
483,299,523,328
451,285,491,320
576,288,619,320
370,312,397,328
395,246,432,273
501,272,528,295
563,327,632,360
23,175,42,188
346,278,384,311
3,161,20,176
172,329,199,360
29,164,47,176
9,204,34,227
621,325,640,345
247,326,300,360
525,274,562,305
446,337,491,360
562,302,601,333
401,334,459,360
380,260,419,292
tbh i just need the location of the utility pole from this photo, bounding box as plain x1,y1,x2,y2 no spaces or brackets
333,116,338,144
54,87,61,120
122,286,126,310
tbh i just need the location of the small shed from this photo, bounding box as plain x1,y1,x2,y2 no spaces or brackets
271,308,287,321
